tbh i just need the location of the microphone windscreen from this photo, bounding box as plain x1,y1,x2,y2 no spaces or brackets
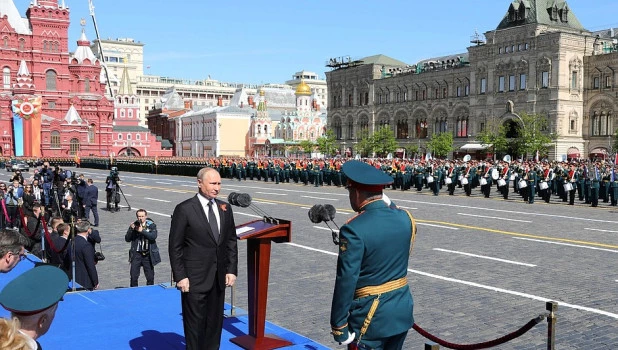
237,193,252,208
308,204,324,224
323,204,336,221
227,192,239,206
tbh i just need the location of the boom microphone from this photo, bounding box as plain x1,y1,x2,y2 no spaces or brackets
323,204,340,231
237,193,252,208
323,204,336,221
227,192,274,222
308,204,325,223
308,204,341,245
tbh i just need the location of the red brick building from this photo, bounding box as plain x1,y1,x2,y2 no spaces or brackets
0,0,169,158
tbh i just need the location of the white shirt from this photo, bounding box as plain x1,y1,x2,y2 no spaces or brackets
197,193,220,232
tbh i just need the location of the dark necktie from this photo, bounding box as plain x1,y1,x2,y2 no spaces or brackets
208,201,219,243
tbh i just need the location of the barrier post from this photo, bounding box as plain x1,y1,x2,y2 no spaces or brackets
424,342,439,349
546,301,558,350
230,285,236,316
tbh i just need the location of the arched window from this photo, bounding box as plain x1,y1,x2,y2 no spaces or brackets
84,78,90,93
456,117,469,137
69,138,80,155
127,133,132,140
3,68,10,89
136,134,141,140
45,70,57,91
3,37,8,48
50,131,61,148
88,124,95,143
118,134,123,140
128,110,133,118
18,39,24,50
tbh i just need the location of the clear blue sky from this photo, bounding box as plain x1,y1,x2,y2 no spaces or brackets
46,0,618,84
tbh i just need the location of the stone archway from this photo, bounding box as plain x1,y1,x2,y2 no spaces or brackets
503,119,520,139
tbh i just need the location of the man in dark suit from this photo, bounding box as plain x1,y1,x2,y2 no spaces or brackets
83,179,99,226
169,167,238,350
72,220,98,290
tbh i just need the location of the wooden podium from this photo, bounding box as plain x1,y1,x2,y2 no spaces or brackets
230,218,294,350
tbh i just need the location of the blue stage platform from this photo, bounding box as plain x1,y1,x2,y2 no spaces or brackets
0,258,329,350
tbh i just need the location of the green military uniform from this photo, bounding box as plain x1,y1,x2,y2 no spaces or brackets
0,265,69,350
331,161,415,349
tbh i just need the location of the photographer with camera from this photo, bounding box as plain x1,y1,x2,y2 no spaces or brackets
50,165,66,216
4,180,22,230
39,162,53,208
105,167,121,211
22,204,44,258
9,170,24,185
61,192,79,223
125,209,160,287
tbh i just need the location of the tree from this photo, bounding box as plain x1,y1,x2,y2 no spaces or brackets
298,140,315,156
372,125,398,157
354,129,373,157
426,132,454,158
316,129,337,157
516,112,557,159
475,117,509,159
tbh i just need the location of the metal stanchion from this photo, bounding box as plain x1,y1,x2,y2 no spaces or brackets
546,301,558,350
424,342,439,349
230,285,236,316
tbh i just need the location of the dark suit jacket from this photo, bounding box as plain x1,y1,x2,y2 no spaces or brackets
83,184,99,207
168,195,238,293
62,200,80,221
126,219,161,266
73,234,98,290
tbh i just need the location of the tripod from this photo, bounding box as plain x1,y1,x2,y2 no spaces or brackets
116,184,131,211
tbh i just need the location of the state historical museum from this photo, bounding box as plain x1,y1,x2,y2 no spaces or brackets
0,0,114,157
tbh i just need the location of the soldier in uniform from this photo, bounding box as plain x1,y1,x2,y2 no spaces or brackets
610,165,618,206
590,163,601,207
330,160,415,350
0,265,69,350
566,162,578,205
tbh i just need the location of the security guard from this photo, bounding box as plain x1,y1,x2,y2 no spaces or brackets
331,160,415,350
0,265,69,350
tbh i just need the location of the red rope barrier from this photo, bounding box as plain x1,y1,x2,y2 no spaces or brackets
412,315,545,349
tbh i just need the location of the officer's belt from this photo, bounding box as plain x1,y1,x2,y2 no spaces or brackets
354,276,407,299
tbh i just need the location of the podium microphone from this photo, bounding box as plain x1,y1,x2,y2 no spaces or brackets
308,204,340,245
228,192,277,223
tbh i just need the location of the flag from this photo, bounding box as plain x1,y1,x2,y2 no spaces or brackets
74,152,80,164
154,155,159,166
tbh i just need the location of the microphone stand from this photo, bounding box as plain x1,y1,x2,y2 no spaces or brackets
70,216,76,292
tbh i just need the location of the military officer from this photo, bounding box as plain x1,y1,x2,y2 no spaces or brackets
0,265,69,349
590,163,601,207
331,160,415,350
610,165,618,206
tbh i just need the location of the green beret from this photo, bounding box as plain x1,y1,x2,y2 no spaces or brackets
0,266,68,315
342,160,393,189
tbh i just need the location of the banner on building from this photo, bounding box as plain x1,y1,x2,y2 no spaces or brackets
12,97,42,157
12,97,42,120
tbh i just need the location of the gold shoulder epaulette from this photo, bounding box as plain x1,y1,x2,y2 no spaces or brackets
345,211,366,224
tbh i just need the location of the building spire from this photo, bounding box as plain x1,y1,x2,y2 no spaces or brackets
118,57,133,95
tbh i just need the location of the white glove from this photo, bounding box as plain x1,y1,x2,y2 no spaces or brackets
339,332,355,346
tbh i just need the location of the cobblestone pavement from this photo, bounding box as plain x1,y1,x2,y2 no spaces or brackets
31,168,618,349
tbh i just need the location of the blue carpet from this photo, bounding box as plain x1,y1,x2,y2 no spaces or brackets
0,259,329,349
